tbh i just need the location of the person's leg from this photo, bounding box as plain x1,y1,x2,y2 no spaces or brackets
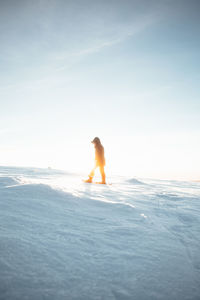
89,168,95,178
86,166,97,182
99,166,106,184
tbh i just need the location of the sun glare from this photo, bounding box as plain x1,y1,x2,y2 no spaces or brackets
1,131,199,181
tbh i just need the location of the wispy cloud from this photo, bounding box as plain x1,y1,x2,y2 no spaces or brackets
0,10,159,90
53,14,158,71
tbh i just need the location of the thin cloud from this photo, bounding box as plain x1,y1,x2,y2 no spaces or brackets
54,13,158,70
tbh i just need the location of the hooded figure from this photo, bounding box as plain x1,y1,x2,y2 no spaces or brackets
85,137,106,184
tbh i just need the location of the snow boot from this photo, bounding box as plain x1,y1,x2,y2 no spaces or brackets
84,176,93,183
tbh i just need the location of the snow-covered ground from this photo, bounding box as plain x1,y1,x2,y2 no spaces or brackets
0,166,200,300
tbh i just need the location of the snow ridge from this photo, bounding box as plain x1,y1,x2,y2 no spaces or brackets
0,167,200,300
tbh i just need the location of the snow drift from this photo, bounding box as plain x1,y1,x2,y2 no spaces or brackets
0,166,200,300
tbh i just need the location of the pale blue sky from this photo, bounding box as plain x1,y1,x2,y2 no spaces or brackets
0,0,200,179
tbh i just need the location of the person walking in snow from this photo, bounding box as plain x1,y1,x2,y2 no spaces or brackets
85,137,106,184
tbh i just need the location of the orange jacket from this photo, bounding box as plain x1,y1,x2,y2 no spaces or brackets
95,143,105,167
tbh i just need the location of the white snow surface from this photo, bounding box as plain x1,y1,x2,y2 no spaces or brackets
0,166,200,300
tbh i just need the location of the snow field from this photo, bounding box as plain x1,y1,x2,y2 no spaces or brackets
0,167,200,300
